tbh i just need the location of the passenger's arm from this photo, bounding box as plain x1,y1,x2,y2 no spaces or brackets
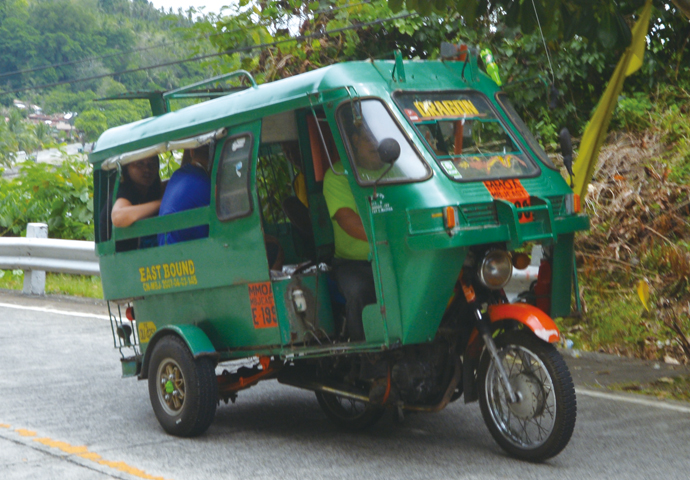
333,207,368,242
111,198,161,228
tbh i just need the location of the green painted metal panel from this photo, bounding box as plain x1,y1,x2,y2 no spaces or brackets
120,358,139,378
362,304,386,343
135,285,281,353
164,324,216,356
551,233,576,318
272,273,335,346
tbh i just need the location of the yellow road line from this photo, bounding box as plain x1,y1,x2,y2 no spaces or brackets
1,422,172,480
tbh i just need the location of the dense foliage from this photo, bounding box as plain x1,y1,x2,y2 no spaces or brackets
190,0,689,146
0,0,219,155
0,157,94,240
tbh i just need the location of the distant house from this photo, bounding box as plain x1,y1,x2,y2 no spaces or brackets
12,99,42,113
27,113,75,137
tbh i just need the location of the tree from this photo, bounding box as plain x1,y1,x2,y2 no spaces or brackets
388,0,688,51
75,109,107,142
34,122,53,150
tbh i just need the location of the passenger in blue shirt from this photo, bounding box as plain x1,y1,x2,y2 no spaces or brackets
158,145,211,245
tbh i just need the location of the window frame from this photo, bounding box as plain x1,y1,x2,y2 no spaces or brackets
392,90,542,183
215,132,255,222
495,91,559,171
334,97,432,187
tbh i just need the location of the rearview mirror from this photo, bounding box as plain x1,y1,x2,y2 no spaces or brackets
559,128,574,186
377,138,401,165
559,128,573,170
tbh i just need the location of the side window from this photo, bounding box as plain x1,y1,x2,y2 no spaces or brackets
336,99,430,185
216,134,253,221
257,142,300,225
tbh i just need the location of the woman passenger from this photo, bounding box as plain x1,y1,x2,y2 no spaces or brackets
109,155,164,250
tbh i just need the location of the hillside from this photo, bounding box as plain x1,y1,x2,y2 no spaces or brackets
0,0,221,162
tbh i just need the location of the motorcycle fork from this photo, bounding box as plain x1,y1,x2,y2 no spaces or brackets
461,279,521,404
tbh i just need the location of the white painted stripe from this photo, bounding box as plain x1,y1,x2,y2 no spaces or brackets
0,302,110,321
577,387,690,414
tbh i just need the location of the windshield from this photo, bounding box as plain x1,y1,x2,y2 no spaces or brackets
336,99,430,185
394,92,539,181
495,92,558,170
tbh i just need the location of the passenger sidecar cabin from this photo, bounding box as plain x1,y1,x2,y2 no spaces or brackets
91,58,588,366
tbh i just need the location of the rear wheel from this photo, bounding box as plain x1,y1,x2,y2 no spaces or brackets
478,331,576,462
315,391,385,431
148,335,218,437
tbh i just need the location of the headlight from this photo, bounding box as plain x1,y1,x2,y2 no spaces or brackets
478,250,513,289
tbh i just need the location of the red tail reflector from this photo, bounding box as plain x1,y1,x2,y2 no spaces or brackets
125,306,135,321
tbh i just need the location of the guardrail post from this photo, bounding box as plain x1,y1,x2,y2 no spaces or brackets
23,223,48,295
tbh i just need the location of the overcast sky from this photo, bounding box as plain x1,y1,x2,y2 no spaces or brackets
148,1,234,15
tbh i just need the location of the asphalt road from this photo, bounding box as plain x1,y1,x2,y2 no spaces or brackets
1,297,689,480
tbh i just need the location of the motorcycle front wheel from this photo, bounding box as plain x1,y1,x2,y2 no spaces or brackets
478,330,576,462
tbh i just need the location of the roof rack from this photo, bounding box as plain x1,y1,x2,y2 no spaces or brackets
96,69,258,116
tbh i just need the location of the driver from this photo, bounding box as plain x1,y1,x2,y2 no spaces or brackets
323,116,384,341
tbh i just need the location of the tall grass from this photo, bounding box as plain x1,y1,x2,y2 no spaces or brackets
0,270,102,299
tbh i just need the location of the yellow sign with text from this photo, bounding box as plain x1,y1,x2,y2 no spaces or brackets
413,100,480,119
138,259,198,292
137,322,156,343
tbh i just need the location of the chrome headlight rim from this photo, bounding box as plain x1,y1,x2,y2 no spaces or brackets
478,250,513,290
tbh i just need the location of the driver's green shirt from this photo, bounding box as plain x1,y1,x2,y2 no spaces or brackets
323,162,370,261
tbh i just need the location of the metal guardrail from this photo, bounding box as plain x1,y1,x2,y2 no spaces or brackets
0,224,541,297
0,223,98,295
0,237,99,275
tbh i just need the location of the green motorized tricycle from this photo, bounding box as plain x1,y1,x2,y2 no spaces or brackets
92,46,588,462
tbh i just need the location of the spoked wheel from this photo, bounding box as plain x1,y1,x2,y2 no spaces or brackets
315,391,385,431
478,331,576,462
148,336,218,437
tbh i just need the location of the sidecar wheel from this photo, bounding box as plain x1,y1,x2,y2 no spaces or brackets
315,391,384,431
478,331,576,462
148,335,218,437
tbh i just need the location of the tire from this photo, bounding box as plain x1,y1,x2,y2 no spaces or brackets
478,330,576,462
148,335,218,437
315,391,385,431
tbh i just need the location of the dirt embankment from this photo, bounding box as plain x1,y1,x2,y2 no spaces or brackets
569,131,690,364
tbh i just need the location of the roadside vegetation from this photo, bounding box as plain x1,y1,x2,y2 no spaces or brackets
558,84,690,367
611,375,690,402
0,270,102,298
0,1,688,370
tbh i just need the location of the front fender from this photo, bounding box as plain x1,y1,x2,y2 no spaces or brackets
138,324,218,380
465,303,560,361
487,303,560,343
462,303,561,404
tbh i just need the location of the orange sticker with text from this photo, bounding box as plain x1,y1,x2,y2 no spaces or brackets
248,282,278,329
483,179,533,223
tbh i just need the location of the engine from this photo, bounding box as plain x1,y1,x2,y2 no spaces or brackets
391,344,450,404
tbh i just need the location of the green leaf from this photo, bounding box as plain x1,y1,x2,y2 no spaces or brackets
597,10,617,50
405,0,419,14
388,0,404,13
